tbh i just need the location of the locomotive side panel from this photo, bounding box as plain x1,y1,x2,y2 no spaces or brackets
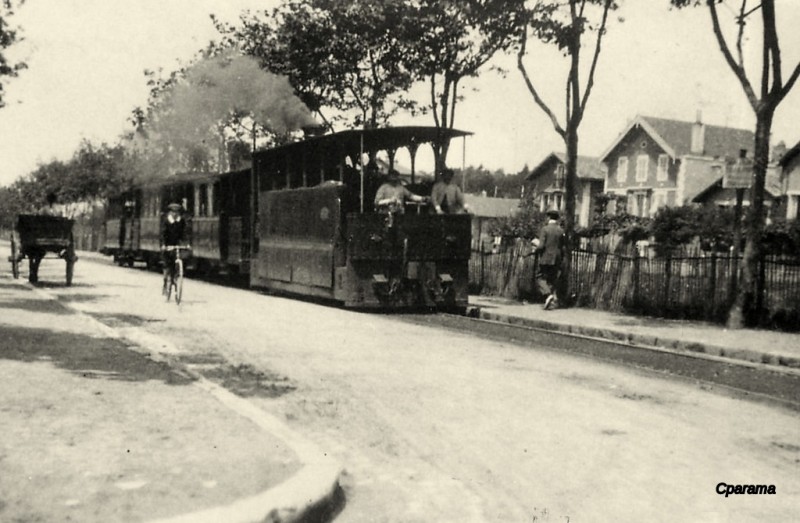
251,184,344,298
103,219,122,254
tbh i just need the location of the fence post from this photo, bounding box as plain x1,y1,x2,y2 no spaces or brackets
631,246,640,310
709,250,717,319
664,254,672,312
480,240,485,292
757,252,767,326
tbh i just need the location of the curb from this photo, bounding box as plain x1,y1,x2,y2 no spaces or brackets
26,280,343,523
146,371,342,523
470,306,800,372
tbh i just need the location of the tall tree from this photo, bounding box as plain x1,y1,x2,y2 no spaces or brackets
517,0,616,305
410,0,526,171
671,0,800,328
0,0,25,108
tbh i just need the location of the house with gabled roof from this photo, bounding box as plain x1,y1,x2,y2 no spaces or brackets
600,113,755,218
691,163,783,213
525,152,606,227
779,140,800,220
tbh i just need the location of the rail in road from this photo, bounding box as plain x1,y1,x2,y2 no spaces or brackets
402,313,800,412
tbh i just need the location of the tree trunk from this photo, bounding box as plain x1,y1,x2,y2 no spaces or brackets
727,110,773,328
559,124,578,305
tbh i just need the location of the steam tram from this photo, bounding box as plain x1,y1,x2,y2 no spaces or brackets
102,126,472,309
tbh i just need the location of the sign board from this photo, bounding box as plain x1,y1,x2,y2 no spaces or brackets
722,160,752,189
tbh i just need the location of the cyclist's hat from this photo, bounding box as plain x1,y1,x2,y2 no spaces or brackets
167,203,182,212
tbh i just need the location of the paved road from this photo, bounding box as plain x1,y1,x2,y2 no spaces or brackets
22,253,800,522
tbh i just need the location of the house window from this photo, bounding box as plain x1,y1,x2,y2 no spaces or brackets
637,193,650,217
636,155,649,182
541,194,550,212
555,164,565,188
788,195,800,221
555,193,563,211
656,154,669,182
653,192,667,214
617,157,628,183
629,191,651,218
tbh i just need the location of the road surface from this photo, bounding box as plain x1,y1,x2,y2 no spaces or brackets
15,252,800,522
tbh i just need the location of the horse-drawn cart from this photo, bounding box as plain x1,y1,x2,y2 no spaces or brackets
9,214,78,285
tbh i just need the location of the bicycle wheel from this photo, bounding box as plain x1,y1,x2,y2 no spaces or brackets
174,258,184,304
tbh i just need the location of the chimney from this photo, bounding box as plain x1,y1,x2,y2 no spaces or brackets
691,110,705,155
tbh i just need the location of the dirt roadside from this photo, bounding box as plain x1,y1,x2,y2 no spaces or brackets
0,275,302,523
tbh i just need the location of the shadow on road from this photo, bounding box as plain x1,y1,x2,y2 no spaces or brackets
0,324,194,385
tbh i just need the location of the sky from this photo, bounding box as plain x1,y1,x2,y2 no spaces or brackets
1,0,799,187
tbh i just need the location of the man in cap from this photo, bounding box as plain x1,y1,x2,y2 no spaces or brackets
374,169,427,214
532,208,565,310
160,202,188,287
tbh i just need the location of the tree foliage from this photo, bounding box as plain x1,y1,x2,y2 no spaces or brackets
490,195,546,239
0,0,26,108
411,0,526,170
215,0,524,170
215,0,420,131
0,141,132,227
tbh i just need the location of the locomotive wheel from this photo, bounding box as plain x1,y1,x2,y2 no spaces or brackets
10,235,19,279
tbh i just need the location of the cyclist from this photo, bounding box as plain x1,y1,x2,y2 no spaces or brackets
160,202,188,290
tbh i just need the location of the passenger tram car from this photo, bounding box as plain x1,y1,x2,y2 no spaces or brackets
102,126,472,310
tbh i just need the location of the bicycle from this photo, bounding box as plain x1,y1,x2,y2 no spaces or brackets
162,245,190,304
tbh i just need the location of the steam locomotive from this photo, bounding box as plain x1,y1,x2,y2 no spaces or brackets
102,126,472,310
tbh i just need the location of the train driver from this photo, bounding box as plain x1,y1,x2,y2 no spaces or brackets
431,168,469,214
374,169,427,214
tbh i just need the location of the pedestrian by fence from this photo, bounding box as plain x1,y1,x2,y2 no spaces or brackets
469,240,800,331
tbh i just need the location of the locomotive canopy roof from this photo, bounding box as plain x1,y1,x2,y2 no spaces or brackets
253,126,472,160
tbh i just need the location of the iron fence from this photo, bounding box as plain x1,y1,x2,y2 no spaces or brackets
470,243,800,330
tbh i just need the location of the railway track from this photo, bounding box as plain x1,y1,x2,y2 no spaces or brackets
402,312,800,412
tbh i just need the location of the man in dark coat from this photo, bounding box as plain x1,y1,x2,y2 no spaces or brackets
533,209,565,310
160,202,188,287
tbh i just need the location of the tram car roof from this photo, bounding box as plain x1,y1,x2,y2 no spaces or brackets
253,126,472,161
138,169,251,189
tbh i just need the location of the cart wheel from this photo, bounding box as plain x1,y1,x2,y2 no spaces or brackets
65,234,76,286
10,235,19,279
66,260,74,286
